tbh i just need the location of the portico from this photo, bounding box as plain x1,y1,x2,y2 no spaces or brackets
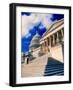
40,19,64,62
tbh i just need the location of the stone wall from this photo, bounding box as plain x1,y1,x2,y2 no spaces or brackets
50,44,64,63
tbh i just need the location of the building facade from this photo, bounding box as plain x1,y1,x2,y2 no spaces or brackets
23,18,64,64
40,18,64,62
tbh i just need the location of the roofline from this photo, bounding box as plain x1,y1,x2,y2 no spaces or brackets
40,18,64,40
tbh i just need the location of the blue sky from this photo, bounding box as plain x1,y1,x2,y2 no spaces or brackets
21,12,64,54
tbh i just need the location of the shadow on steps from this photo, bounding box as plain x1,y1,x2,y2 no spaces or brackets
44,57,64,76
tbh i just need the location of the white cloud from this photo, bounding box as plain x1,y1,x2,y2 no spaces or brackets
21,13,54,37
41,14,53,28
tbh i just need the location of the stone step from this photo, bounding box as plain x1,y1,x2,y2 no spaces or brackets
45,65,64,70
21,64,45,77
23,55,48,67
56,72,64,75
44,67,64,73
21,55,64,77
45,64,64,67
44,69,64,76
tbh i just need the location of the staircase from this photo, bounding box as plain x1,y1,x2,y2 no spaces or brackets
21,54,48,77
44,58,64,76
21,55,64,77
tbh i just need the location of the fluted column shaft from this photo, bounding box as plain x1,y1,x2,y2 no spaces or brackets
56,32,59,43
53,34,55,45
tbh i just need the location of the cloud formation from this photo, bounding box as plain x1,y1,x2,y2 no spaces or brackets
21,13,54,37
21,13,64,53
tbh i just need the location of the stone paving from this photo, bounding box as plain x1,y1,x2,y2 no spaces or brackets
21,54,64,77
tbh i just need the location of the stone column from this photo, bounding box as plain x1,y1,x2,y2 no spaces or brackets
45,39,48,47
61,29,63,37
47,37,50,52
45,38,49,52
56,32,59,43
43,42,45,53
53,34,55,45
44,40,47,46
44,39,47,53
61,29,64,42
47,37,49,46
49,36,51,48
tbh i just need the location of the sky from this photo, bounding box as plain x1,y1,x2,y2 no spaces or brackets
21,12,64,54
